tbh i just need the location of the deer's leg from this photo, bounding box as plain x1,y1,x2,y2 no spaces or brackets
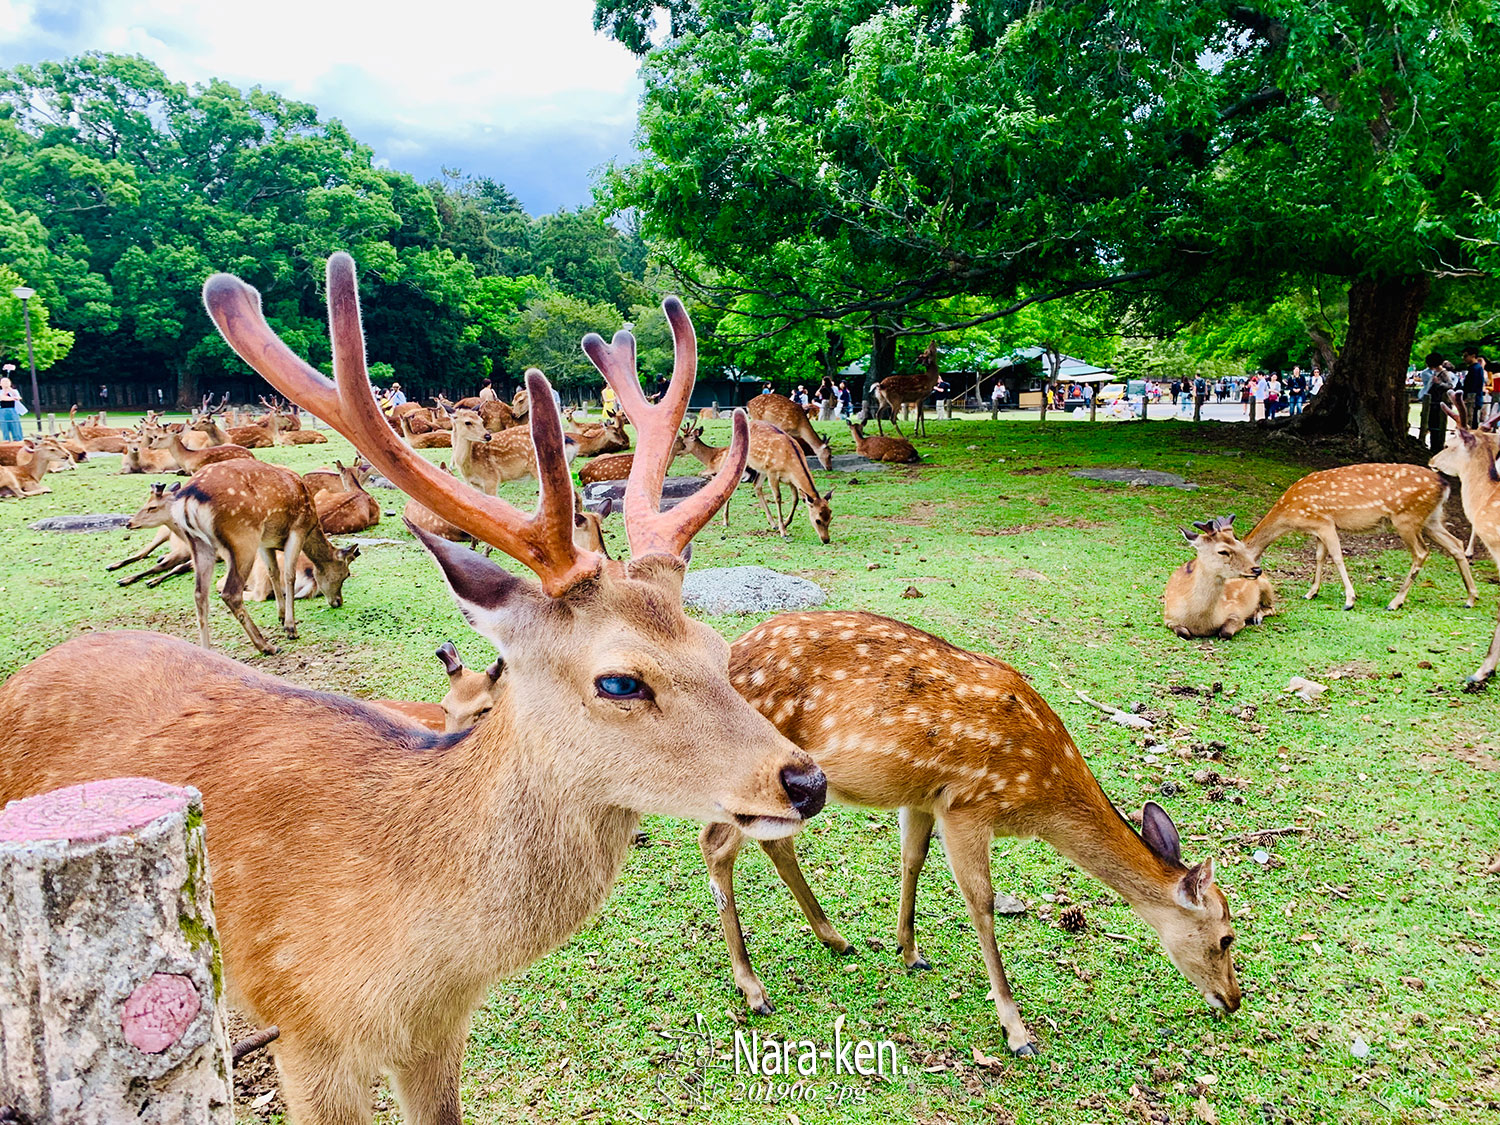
699,822,773,1014
221,541,278,655
107,528,169,570
1305,540,1326,599
279,531,305,638
261,546,287,620
142,559,192,587
391,1034,465,1125
1467,527,1479,560
1309,525,1355,608
751,476,780,533
939,808,1037,1056
758,834,851,953
888,407,906,438
1469,617,1500,688
1423,513,1478,608
895,806,935,971
1386,516,1431,610
189,536,218,649
276,1042,373,1125
771,479,790,537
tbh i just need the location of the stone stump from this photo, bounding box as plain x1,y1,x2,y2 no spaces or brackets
0,779,232,1124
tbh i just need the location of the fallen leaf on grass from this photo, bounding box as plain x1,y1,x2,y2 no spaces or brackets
1285,676,1327,703
972,1047,1005,1070
1194,1096,1218,1124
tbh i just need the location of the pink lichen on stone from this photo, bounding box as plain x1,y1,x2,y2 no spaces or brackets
121,973,201,1052
0,778,189,845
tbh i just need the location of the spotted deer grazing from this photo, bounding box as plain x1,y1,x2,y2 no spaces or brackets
0,256,827,1125
872,341,942,436
1241,463,1476,611
173,459,358,654
1164,516,1275,638
707,611,1239,1054
847,419,920,463
745,392,833,469
677,421,834,542
434,639,504,731
1430,403,1500,686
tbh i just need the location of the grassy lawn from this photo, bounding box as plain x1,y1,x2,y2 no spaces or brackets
1,415,1497,1124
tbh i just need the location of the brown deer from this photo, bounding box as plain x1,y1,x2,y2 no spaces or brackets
314,460,382,535
0,255,826,1125
121,435,180,474
304,459,372,499
245,551,319,602
678,421,834,542
1,436,75,468
1164,516,1275,638
148,428,255,474
402,464,479,549
745,392,833,469
578,432,687,487
172,459,358,653
847,419,921,463
567,412,631,457
872,341,942,436
192,412,275,450
702,610,1239,1055
450,407,577,493
1241,464,1476,611
1430,403,1500,686
401,412,453,448
0,439,70,497
267,401,329,445
434,639,504,732
68,406,131,453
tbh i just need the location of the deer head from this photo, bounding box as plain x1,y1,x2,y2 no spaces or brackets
127,482,180,530
1181,515,1261,582
204,254,825,836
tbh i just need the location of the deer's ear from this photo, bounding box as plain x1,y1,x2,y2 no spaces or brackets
1141,802,1183,867
1181,527,1200,546
1175,857,1215,910
407,518,546,635
435,640,464,676
484,659,503,682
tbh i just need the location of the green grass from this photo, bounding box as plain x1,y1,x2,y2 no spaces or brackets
2,416,1497,1124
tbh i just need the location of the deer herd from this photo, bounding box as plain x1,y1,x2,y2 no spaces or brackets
0,253,1494,1123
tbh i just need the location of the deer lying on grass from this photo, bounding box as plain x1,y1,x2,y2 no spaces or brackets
745,392,833,469
121,436,179,474
402,463,480,549
304,459,372,499
702,610,1239,1055
0,437,83,467
0,439,70,497
192,412,275,450
450,407,577,493
433,639,504,731
847,419,921,463
578,432,688,486
173,459,358,653
148,428,255,474
110,482,193,586
566,412,630,456
872,341,942,436
1164,516,1275,638
401,412,453,448
313,460,382,535
68,408,131,453
1431,402,1500,686
677,421,834,542
0,255,826,1125
1242,463,1476,611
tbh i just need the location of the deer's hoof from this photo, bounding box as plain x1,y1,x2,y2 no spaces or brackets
1463,675,1490,693
1342,602,1354,611
1011,1041,1039,1058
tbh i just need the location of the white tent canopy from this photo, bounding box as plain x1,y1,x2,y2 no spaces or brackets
998,346,1113,383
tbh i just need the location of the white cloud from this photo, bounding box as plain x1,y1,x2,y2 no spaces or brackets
0,0,645,211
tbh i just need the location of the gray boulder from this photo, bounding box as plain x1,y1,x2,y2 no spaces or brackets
29,514,133,532
682,566,827,615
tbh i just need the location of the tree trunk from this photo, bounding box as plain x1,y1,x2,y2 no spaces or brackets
1287,276,1430,458
174,363,199,412
0,779,232,1124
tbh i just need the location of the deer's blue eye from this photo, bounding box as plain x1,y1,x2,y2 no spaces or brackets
596,675,649,700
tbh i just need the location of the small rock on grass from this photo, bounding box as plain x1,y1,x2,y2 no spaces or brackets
902,586,924,598
994,892,1027,916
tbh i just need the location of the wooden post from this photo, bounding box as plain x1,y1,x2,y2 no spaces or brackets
0,779,232,1124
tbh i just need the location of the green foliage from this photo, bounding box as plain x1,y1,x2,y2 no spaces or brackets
0,264,73,371
508,290,631,394
0,52,654,403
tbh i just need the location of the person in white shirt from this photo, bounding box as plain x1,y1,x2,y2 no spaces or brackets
1309,368,1324,396
389,382,407,407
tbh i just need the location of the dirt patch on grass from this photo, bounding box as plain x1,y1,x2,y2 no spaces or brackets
1011,465,1057,476
977,517,1107,538
1418,746,1500,772
891,499,941,526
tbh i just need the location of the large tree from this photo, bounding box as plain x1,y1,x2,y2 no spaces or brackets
599,0,1500,452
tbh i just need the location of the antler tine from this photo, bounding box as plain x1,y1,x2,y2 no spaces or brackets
582,295,748,559
204,252,601,596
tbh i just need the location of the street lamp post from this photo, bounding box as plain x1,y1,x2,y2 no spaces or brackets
10,286,40,434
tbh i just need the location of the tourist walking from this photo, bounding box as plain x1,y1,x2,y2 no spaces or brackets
1462,348,1486,425
478,378,498,402
838,381,854,418
1425,353,1453,453
0,374,24,441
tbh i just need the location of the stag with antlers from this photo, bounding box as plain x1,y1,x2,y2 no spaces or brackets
0,255,826,1125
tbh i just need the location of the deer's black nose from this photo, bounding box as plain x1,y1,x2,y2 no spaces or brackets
1251,567,1263,577
780,762,827,819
